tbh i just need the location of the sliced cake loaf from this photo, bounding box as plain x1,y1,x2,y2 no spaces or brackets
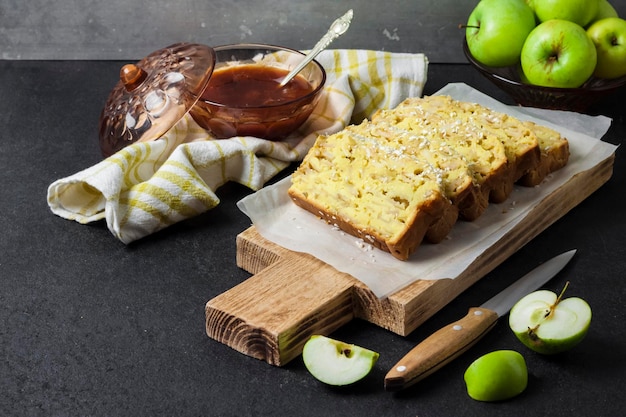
289,95,570,261
288,125,451,261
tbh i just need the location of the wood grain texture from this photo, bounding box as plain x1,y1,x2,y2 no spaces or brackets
205,153,615,366
206,232,357,366
384,307,499,391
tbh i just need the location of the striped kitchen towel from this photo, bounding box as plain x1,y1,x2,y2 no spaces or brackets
47,49,429,244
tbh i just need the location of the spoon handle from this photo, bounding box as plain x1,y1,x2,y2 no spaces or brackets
279,9,353,87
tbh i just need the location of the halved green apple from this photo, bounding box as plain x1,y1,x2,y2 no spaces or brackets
302,335,379,386
464,350,528,402
509,283,592,354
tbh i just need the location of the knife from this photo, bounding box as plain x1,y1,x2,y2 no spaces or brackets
384,249,577,392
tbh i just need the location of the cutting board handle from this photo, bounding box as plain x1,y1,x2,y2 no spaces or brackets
205,230,357,366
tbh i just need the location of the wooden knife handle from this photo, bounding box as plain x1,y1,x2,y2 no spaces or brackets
384,307,499,391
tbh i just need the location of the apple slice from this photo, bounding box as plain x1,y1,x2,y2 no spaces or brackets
509,282,592,354
464,350,528,402
302,335,379,386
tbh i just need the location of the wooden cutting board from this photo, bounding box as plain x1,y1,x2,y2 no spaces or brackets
205,153,615,366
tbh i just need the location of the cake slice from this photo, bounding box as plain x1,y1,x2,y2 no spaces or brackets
348,120,476,243
456,100,541,202
288,126,450,261
518,121,570,186
372,96,510,220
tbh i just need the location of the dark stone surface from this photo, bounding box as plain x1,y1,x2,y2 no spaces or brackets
1,59,624,416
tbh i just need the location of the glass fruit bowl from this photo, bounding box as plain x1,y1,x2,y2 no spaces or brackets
463,38,626,113
189,43,326,140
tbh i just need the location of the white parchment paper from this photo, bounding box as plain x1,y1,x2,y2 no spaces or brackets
237,83,618,298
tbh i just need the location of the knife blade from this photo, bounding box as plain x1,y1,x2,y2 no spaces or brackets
384,249,577,392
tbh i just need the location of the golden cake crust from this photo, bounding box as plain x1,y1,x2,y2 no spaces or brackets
287,185,446,260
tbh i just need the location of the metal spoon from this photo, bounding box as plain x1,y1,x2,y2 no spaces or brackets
279,9,354,87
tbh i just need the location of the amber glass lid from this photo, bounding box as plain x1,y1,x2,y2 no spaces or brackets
98,42,216,157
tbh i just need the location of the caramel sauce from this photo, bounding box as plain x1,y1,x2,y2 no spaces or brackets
201,64,314,107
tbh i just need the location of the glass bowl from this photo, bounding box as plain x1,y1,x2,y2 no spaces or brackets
189,43,326,140
463,38,626,113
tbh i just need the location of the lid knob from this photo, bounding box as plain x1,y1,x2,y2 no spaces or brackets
120,64,147,92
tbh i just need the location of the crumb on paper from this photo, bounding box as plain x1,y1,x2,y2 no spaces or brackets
355,239,375,252
502,200,517,214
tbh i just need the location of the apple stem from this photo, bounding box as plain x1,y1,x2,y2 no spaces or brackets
458,24,480,30
529,282,572,337
544,281,570,319
556,281,570,303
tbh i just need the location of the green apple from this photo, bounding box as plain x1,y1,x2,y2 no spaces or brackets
509,284,592,355
521,19,598,88
465,0,536,67
525,0,542,24
463,350,528,402
302,335,379,386
533,0,600,27
589,0,619,25
587,17,626,79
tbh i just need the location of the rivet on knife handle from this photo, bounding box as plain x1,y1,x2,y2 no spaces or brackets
384,307,498,391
